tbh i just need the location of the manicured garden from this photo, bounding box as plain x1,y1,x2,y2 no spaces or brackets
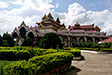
0,46,81,75
73,42,112,52
1,32,112,75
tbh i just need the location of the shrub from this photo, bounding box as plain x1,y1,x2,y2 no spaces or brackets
21,38,33,46
16,50,31,60
102,42,112,48
3,60,36,75
0,50,17,60
91,43,99,48
29,52,73,74
43,49,57,54
0,50,31,60
27,48,47,56
65,49,81,57
3,52,74,75
83,42,94,47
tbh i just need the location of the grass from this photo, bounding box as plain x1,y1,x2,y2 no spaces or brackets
0,60,17,75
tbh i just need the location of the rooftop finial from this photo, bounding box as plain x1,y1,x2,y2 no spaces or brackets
75,21,80,26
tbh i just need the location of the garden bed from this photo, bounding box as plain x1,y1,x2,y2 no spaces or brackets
0,47,81,75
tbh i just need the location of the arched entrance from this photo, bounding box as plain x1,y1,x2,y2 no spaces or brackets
12,32,18,41
62,37,68,46
27,32,34,39
95,38,101,43
79,37,85,44
87,37,93,42
71,37,77,46
19,27,26,38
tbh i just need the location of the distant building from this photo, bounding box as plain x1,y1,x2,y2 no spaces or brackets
98,37,112,44
11,13,107,46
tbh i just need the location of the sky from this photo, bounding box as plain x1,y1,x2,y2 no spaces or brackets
0,0,112,35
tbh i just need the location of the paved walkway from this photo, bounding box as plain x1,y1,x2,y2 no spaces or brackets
62,51,112,75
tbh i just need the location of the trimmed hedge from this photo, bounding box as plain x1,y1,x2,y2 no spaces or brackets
44,48,81,57
3,52,74,75
0,50,17,60
65,49,81,57
43,49,57,54
0,50,31,60
3,60,36,75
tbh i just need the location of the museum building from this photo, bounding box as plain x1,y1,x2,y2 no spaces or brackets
11,13,107,46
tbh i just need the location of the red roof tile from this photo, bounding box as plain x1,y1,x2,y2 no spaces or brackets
99,37,112,42
69,25,94,29
81,25,94,29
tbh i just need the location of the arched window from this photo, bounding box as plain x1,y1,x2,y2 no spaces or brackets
12,32,18,38
19,27,26,38
27,32,34,39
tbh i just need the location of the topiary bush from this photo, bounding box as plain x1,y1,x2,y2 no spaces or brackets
39,32,63,49
21,38,33,46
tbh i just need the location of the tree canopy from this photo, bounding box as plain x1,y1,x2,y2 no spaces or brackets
39,32,63,49
21,38,33,46
3,33,15,47
0,35,3,46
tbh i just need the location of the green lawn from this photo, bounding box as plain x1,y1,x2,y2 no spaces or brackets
0,60,17,75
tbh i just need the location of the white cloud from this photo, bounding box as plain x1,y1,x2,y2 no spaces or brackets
53,2,112,35
1,1,112,35
0,0,55,34
0,1,8,8
9,0,23,5
55,3,59,8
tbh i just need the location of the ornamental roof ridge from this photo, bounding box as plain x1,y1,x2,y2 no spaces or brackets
56,17,61,23
48,12,53,19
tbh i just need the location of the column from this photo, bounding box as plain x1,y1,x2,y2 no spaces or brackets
76,37,80,44
59,36,62,42
84,37,87,42
92,38,95,42
67,36,70,47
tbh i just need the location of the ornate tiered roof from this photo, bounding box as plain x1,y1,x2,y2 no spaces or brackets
36,13,67,31
69,22,100,32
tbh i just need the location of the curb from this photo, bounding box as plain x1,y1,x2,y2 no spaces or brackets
81,50,110,54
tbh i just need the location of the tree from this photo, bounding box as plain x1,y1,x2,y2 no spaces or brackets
3,33,15,47
21,38,33,46
3,40,9,47
39,32,63,49
0,35,3,46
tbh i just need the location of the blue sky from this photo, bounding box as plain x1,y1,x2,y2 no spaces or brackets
0,0,112,35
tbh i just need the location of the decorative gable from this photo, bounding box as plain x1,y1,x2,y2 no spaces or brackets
42,14,49,21
58,26,67,30
48,12,53,20
94,26,101,32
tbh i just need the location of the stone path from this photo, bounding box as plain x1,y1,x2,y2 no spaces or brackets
61,51,112,75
